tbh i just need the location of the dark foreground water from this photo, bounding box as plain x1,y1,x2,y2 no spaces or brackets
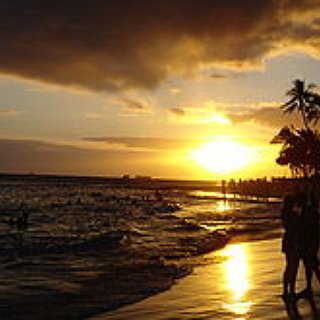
0,176,282,319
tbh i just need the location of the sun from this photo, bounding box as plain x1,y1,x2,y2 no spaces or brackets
191,137,257,175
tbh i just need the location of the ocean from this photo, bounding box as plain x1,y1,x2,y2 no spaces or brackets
0,175,282,319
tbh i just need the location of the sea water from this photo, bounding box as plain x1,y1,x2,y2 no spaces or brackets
0,176,282,319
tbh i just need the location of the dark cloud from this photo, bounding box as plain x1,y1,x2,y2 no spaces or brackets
0,138,200,177
0,138,155,175
118,98,148,111
0,1,320,91
210,71,243,79
0,109,20,117
227,106,301,128
210,72,228,79
168,108,186,117
82,137,195,150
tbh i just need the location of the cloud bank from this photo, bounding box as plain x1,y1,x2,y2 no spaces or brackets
82,137,195,150
0,138,203,178
226,105,303,128
0,138,159,176
1,1,320,91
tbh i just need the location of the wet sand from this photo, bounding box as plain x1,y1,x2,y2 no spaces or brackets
93,238,320,319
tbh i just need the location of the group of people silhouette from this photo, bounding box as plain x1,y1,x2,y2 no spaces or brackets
281,174,320,303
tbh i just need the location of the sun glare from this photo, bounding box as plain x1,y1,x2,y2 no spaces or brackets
191,138,257,175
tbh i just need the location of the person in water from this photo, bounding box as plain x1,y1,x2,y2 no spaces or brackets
281,193,302,298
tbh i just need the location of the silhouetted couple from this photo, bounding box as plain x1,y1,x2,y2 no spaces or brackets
281,175,320,303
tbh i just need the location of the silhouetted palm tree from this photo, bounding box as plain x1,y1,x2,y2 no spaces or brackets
273,127,320,177
281,79,320,129
272,79,320,177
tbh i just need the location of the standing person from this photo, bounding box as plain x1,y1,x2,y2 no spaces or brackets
281,193,302,299
296,176,320,299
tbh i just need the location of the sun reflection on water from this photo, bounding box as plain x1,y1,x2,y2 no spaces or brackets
221,243,252,318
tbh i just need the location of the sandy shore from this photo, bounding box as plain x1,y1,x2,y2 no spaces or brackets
93,238,320,319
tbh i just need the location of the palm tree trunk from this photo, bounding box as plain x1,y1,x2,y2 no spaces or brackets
299,96,309,130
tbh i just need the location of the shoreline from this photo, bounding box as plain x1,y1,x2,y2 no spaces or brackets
93,237,319,320
0,233,281,320
83,232,282,318
0,248,191,320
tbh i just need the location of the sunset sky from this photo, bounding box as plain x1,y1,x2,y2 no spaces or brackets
1,1,320,180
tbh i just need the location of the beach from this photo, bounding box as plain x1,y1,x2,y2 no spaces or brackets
94,238,320,320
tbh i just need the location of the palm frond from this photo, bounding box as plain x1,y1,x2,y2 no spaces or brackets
282,102,298,114
307,83,317,90
286,88,296,96
281,96,297,108
307,110,320,124
306,92,320,106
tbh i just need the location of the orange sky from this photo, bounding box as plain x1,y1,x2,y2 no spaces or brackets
0,1,320,179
